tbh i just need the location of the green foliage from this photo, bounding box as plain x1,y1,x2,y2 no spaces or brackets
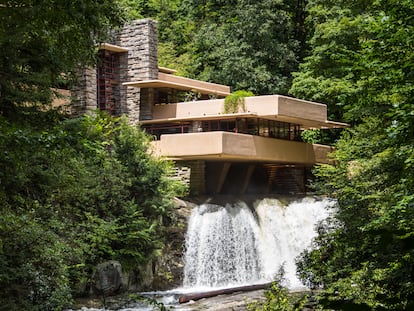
289,3,364,121
128,294,168,311
292,0,414,309
0,206,73,310
0,113,184,309
188,0,301,95
290,0,414,123
0,0,126,116
299,121,414,309
121,0,153,19
158,41,194,77
301,128,343,145
223,90,254,114
248,281,308,311
301,129,321,144
136,0,306,94
0,1,187,309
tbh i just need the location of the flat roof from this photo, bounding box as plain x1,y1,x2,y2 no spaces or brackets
99,43,129,53
158,66,177,74
124,80,231,97
123,72,231,97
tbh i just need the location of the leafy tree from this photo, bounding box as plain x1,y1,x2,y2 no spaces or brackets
132,1,309,93
0,113,185,309
0,2,188,309
135,0,306,93
289,0,367,122
0,0,125,116
187,0,300,95
294,0,414,309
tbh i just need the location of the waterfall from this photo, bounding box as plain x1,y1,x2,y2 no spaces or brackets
183,197,335,289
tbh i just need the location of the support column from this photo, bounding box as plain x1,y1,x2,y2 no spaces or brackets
240,164,256,194
189,161,206,196
214,162,231,195
291,167,306,194
191,121,203,133
71,66,97,116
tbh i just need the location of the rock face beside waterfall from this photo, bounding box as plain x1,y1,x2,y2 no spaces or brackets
87,198,192,296
92,261,126,296
77,198,191,300
152,198,194,289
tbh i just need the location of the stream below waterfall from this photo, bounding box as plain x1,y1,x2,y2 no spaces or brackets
73,196,335,310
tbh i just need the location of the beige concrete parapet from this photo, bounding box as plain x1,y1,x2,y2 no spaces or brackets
148,95,347,129
150,131,334,165
312,144,336,164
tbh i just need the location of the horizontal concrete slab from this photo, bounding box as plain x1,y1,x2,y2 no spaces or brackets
145,95,347,129
150,132,335,165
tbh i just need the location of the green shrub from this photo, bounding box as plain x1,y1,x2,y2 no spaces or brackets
0,112,185,309
224,90,254,114
248,279,308,311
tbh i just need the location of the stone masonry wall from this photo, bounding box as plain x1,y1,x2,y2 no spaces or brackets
115,19,158,123
72,19,158,121
71,66,97,116
175,161,206,195
172,163,191,188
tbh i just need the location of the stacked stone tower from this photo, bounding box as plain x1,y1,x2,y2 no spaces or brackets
71,19,158,124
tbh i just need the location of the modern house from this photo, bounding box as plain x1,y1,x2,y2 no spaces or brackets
70,19,347,195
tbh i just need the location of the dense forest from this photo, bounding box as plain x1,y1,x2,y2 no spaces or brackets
0,2,185,310
1,0,413,310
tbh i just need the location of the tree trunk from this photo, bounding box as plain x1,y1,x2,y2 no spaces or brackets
178,282,272,303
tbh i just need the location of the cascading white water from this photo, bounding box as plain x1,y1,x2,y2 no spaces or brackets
183,197,335,290
183,202,262,289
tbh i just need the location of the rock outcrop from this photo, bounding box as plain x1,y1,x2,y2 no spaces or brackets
92,260,127,296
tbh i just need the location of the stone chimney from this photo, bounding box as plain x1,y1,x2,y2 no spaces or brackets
116,19,158,123
71,19,158,123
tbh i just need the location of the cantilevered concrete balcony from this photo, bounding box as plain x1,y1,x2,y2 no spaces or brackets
150,131,335,165
143,95,347,129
